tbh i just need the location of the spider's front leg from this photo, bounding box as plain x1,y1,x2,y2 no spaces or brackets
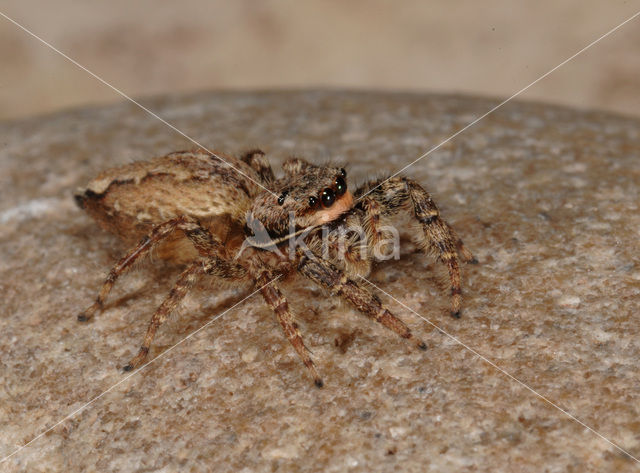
257,274,323,387
297,250,427,351
77,215,244,321
355,177,476,318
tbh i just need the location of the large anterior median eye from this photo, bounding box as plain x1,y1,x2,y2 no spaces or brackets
335,176,346,196
321,188,335,207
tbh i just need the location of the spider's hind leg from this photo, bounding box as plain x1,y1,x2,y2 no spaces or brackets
77,215,236,321
123,260,205,371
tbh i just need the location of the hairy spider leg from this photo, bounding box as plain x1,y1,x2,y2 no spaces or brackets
297,251,427,351
240,148,276,186
360,196,385,249
259,277,323,387
77,215,245,321
123,261,205,371
445,221,478,265
355,177,476,318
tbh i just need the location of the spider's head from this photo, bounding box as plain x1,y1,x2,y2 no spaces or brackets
247,158,354,245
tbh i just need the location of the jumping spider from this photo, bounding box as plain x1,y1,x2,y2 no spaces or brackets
75,149,476,387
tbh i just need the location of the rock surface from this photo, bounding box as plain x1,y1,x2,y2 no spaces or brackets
0,90,639,472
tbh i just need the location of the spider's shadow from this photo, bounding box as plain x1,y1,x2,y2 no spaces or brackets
144,285,254,358
371,235,448,293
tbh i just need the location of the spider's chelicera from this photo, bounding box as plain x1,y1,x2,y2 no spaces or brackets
75,149,476,387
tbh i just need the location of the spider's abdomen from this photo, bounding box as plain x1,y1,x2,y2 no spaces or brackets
75,150,262,260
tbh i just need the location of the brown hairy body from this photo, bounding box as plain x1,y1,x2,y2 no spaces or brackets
75,149,476,387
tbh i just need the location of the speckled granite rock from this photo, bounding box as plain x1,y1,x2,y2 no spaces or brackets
1,91,639,472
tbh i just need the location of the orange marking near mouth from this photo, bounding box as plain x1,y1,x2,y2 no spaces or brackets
313,191,354,225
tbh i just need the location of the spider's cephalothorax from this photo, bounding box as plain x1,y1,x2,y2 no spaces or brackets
245,158,353,249
75,149,476,387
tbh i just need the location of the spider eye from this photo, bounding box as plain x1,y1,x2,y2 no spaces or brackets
340,168,347,178
277,191,288,205
335,176,347,196
308,195,318,207
321,188,335,208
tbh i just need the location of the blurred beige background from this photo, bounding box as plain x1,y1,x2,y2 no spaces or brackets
1,0,639,121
